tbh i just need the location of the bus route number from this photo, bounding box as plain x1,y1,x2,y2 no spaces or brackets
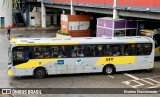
106,58,113,61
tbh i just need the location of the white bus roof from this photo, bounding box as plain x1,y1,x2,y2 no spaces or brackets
10,36,153,46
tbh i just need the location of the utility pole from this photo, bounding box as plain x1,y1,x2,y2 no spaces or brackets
113,0,119,19
70,0,76,15
71,0,73,15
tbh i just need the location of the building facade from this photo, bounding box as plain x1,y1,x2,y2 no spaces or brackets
0,0,13,28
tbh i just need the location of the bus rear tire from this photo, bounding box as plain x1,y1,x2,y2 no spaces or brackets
103,65,115,75
34,67,46,79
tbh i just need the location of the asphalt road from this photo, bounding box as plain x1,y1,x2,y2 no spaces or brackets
0,29,160,97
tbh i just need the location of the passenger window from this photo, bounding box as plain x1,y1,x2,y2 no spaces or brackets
85,46,94,57
136,44,144,55
104,45,112,56
51,46,59,58
34,47,51,59
58,46,67,58
71,46,77,57
142,44,152,55
77,46,85,57
124,44,136,56
110,45,122,56
65,46,72,58
95,45,103,56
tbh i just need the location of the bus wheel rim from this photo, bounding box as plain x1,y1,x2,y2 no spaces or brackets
37,70,43,76
106,67,112,74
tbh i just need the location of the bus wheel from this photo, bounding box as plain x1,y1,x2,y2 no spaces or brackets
34,68,46,79
103,65,115,75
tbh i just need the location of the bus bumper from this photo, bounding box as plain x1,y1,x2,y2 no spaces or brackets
8,70,13,76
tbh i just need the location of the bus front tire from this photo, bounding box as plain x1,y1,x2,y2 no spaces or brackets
34,67,46,79
103,65,115,75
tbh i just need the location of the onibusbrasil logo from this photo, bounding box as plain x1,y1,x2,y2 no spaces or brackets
76,59,83,65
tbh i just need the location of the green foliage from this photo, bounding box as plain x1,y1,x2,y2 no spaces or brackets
57,30,69,35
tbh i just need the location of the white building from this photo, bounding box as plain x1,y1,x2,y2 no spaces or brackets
0,0,13,28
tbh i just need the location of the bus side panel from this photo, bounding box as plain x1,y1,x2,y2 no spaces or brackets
15,68,26,76
46,62,56,75
115,55,154,72
75,58,104,73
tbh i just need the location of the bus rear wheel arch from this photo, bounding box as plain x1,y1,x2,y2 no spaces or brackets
103,64,116,75
34,67,47,79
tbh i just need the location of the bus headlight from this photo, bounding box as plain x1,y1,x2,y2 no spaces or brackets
8,70,13,76
8,65,11,70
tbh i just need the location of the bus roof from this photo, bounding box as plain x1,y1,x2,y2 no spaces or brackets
10,37,153,46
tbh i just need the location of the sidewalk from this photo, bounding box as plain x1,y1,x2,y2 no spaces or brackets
0,26,60,31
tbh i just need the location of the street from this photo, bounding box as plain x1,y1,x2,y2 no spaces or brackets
0,29,160,97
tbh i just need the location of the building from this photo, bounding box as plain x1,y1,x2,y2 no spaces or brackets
0,0,13,28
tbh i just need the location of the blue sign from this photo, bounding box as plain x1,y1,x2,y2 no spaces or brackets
57,60,64,65
139,24,144,30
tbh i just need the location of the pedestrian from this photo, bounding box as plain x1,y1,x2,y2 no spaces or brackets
7,25,11,39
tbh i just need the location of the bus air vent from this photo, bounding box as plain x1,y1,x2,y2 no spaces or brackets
85,37,92,39
33,38,40,40
125,38,132,39
53,39,62,41
20,40,27,42
135,36,141,38
65,38,71,40
28,42,34,43
105,38,112,39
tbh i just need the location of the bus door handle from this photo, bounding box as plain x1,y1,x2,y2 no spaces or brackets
144,57,148,58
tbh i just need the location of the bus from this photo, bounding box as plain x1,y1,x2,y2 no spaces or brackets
139,29,160,57
8,37,154,78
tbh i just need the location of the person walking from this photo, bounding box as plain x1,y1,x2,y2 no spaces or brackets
7,25,11,39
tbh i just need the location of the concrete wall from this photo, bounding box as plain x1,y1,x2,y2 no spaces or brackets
46,15,51,26
0,0,13,28
30,12,41,27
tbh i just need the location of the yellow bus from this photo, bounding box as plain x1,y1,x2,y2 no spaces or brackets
139,29,160,57
8,37,154,78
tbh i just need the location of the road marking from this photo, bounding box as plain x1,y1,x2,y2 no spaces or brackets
148,84,160,88
122,80,144,88
108,75,114,79
146,78,160,84
141,79,155,85
123,73,140,80
123,74,160,89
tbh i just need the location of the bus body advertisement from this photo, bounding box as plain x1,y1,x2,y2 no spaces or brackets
8,37,154,78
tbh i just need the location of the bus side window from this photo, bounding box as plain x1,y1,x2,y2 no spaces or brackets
43,46,51,58
51,46,59,58
65,46,72,58
143,44,152,55
124,44,136,56
85,46,94,57
77,45,85,57
95,45,103,56
110,45,121,56
136,44,144,55
71,46,77,57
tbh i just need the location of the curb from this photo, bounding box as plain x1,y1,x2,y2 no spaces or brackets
0,27,60,31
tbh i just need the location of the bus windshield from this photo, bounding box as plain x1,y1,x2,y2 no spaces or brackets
153,34,160,48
